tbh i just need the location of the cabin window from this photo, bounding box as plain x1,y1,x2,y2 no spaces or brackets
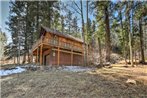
66,43,70,48
53,50,56,56
64,42,67,48
50,35,58,45
53,35,58,45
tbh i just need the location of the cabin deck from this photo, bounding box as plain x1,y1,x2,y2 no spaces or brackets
32,30,84,65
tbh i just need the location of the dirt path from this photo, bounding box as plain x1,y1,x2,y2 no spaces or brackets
1,66,147,98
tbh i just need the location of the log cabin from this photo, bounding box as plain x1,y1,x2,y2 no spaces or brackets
32,26,84,66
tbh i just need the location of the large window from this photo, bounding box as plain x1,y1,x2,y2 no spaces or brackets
50,35,58,46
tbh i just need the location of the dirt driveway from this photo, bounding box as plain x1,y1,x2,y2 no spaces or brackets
1,65,147,98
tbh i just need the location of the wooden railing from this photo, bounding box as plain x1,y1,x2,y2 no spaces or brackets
32,36,83,52
32,36,43,50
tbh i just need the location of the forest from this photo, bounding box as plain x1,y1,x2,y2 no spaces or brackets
0,0,147,98
1,0,146,66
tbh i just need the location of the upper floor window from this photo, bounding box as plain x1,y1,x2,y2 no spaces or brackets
53,35,58,45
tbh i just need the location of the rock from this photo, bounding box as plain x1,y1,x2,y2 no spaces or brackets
126,79,136,85
8,81,11,84
29,79,33,83
96,64,103,68
105,62,111,66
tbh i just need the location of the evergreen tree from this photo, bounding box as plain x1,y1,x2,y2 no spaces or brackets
71,16,80,38
66,11,73,34
94,1,113,62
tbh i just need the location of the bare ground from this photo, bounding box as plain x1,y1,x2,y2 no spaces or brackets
1,64,147,98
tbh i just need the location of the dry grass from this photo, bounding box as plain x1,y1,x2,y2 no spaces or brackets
1,64,147,98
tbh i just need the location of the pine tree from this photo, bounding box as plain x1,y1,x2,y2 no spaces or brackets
6,1,61,64
66,11,72,34
60,15,65,33
94,1,112,63
71,16,80,38
134,1,147,63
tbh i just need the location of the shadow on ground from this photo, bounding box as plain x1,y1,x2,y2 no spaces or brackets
1,65,147,98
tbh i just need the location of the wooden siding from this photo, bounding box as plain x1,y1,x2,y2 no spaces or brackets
32,28,84,65
43,49,83,66
73,54,83,65
32,32,83,53
60,52,71,65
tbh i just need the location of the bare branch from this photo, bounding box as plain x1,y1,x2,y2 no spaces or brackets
69,5,81,15
72,1,81,12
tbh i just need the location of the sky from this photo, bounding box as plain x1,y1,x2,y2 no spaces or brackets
0,0,11,44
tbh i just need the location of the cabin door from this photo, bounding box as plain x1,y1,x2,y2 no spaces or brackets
44,55,47,65
45,54,50,65
45,53,52,65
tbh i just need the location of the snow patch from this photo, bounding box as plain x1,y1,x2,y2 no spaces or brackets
62,66,94,72
0,66,26,76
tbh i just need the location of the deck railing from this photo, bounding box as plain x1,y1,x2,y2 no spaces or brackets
32,36,83,52
32,36,43,50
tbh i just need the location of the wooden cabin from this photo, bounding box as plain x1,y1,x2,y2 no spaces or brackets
32,26,84,66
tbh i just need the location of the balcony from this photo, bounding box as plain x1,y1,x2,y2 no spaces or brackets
32,36,83,52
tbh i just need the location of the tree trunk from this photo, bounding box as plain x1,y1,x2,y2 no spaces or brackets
17,54,19,64
36,1,39,39
134,51,137,66
139,19,145,63
104,6,111,62
47,2,51,28
86,1,89,65
24,2,28,64
120,11,127,65
128,53,130,63
22,54,26,64
28,53,30,63
129,9,134,67
129,26,133,66
138,50,140,61
98,37,102,66
80,0,86,66
14,56,16,64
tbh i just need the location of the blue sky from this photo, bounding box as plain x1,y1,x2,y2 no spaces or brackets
0,0,11,44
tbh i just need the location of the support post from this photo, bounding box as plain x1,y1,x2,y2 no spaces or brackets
37,48,38,64
31,51,33,63
71,50,73,65
40,45,43,65
57,47,60,66
43,54,44,65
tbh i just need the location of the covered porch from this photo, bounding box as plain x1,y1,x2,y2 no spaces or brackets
32,44,52,65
